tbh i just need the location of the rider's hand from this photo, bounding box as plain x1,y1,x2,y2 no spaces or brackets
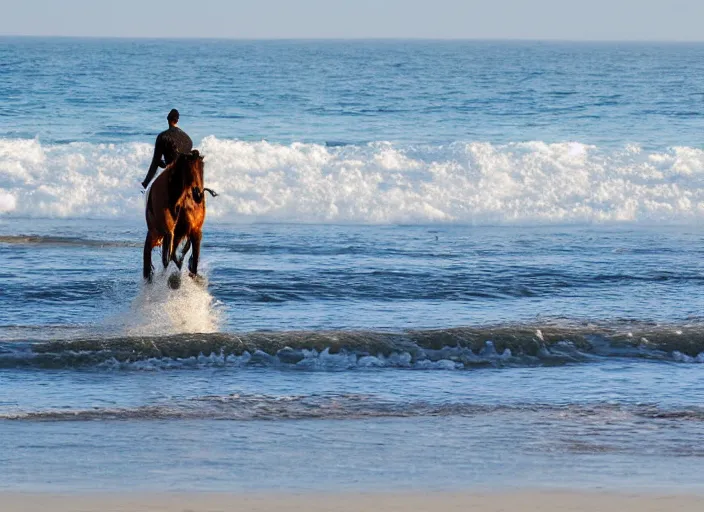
141,180,148,189
158,159,167,169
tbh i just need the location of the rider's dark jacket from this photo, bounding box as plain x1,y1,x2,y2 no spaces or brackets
142,126,193,188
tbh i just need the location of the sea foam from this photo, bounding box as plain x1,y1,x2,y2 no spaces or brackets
2,137,704,224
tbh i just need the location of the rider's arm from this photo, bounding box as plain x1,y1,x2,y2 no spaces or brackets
141,136,164,188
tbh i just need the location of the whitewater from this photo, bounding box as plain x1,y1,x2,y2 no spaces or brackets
2,137,704,224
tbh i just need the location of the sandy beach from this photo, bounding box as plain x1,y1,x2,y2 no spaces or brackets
3,491,703,512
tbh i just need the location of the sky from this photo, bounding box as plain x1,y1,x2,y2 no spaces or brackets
1,0,704,41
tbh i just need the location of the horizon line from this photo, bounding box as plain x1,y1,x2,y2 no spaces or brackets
2,34,704,44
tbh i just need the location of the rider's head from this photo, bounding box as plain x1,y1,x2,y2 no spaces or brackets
167,109,180,127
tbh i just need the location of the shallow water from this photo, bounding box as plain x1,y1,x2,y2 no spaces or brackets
2,362,704,492
4,220,704,333
2,220,704,491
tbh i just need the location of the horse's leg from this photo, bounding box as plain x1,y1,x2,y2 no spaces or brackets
174,239,191,269
188,231,202,277
143,232,155,281
161,231,173,270
170,236,183,269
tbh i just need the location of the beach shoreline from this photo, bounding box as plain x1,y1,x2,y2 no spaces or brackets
3,490,704,512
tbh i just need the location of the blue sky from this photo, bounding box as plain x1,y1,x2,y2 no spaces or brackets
2,0,704,40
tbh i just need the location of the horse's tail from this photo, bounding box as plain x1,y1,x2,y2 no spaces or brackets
203,188,219,197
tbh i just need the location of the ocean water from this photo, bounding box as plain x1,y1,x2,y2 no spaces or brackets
2,39,704,492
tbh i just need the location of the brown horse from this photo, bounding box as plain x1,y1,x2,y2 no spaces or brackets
143,150,217,282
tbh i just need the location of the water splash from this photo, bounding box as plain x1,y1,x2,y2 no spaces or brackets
120,269,222,336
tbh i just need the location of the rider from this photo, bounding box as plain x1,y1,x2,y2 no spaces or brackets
141,109,193,189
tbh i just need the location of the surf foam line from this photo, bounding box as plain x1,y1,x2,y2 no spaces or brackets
0,235,139,247
2,137,704,224
3,396,704,424
2,325,704,370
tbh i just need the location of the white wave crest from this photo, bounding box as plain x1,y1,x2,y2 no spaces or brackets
2,136,704,224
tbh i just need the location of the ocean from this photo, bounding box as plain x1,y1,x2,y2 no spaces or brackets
1,38,704,492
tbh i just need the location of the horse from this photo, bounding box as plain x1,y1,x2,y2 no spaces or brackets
143,150,217,282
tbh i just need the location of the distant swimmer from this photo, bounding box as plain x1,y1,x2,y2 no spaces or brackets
141,109,193,189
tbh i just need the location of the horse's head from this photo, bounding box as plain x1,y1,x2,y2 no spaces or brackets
170,150,206,205
186,150,205,203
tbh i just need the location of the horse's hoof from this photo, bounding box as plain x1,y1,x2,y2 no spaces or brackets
167,272,182,290
167,274,181,289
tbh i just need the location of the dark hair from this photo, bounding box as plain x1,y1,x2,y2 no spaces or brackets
167,109,180,123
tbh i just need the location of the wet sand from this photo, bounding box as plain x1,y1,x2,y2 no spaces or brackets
2,491,703,512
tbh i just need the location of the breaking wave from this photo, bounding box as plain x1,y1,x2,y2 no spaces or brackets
2,324,704,370
2,137,704,224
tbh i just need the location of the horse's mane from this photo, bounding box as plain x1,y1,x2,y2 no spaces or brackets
167,150,204,212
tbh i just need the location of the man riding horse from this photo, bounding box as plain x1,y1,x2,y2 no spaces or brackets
142,109,216,283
